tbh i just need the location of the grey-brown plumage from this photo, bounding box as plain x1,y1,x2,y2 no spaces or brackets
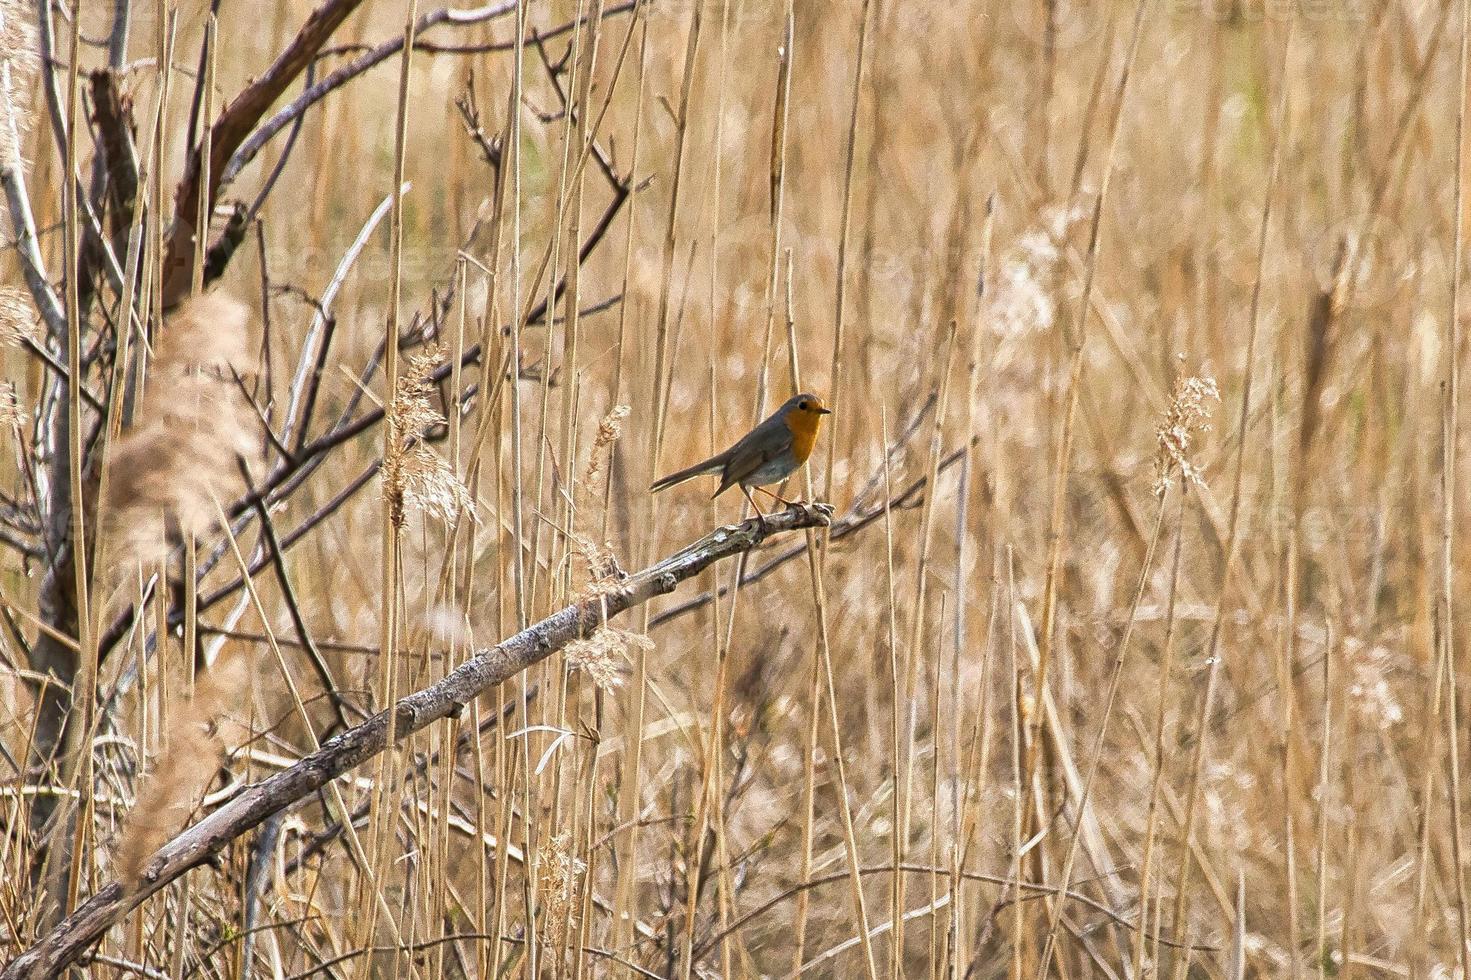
650,393,831,508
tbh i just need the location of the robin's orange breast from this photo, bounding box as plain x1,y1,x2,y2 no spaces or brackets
784,410,822,466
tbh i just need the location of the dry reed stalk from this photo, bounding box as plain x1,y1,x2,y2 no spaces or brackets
56,0,90,922
1006,548,1025,979
820,0,874,511
954,563,1000,969
782,256,881,980
601,10,649,543
761,7,803,974
707,9,740,971
427,256,471,977
569,347,641,971
946,192,995,971
362,0,419,960
1338,652,1364,979
1441,4,1471,977
558,0,611,611
677,5,739,967
1021,7,1149,951
895,319,957,975
455,58,518,980
1316,629,1333,980
644,0,702,544
679,506,729,980
926,596,944,980
617,3,700,965
457,89,513,980
880,403,904,974
572,688,603,980
1132,488,1187,978
1036,371,1216,977
525,0,588,626
504,4,541,971
1167,18,1296,972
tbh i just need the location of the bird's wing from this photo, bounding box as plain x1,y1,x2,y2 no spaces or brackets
713,419,786,497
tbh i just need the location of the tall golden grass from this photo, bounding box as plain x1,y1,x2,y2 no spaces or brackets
1,0,1467,976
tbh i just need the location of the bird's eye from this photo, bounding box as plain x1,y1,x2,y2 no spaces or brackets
800,399,810,409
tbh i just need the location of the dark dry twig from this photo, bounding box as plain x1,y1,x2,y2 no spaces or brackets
239,463,357,732
158,0,372,307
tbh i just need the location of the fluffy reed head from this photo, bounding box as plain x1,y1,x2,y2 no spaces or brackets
563,626,649,693
382,345,472,529
536,831,587,947
106,293,257,567
1152,372,1218,498
561,404,630,597
114,654,247,890
581,404,629,501
0,381,24,430
0,0,37,164
0,286,39,347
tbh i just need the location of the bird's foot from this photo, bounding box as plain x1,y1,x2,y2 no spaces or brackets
796,500,835,525
770,499,834,527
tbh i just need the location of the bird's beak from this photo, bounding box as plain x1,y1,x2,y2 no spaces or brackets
817,407,832,415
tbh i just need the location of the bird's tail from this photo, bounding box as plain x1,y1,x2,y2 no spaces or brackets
650,455,725,493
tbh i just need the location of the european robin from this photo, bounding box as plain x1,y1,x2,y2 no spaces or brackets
650,392,832,524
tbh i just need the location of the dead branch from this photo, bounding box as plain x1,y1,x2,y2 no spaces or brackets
0,503,834,979
158,0,370,308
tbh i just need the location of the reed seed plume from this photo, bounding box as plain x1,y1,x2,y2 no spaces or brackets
382,344,472,528
564,404,630,595
0,379,24,430
0,0,36,165
537,831,587,946
582,403,629,499
106,293,258,567
0,286,38,347
568,530,623,598
114,655,247,890
988,204,1085,337
1153,372,1219,497
1347,640,1404,731
563,625,647,692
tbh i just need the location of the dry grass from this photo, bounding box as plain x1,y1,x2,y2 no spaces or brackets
0,0,1468,977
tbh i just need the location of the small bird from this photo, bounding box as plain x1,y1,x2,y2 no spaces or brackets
651,392,832,524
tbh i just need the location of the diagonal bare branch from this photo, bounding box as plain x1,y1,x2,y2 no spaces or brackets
0,503,834,979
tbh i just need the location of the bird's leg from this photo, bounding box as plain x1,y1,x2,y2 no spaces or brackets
742,485,770,532
754,484,798,508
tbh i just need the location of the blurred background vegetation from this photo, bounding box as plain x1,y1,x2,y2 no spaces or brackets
0,0,1464,976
